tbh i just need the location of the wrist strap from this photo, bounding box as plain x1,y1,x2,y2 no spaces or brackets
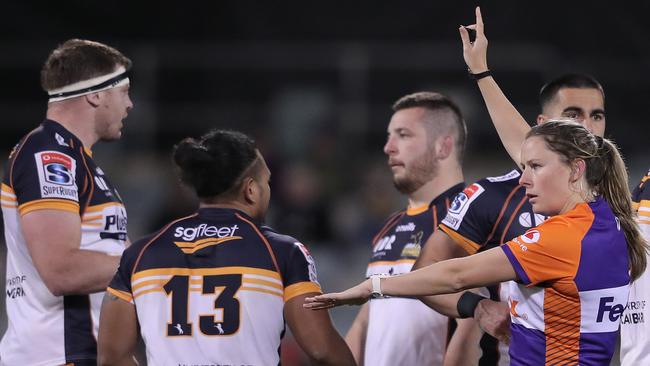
371,275,383,297
457,291,488,318
469,70,492,80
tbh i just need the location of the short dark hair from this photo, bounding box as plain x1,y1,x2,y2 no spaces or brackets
539,74,604,111
392,91,467,163
173,129,258,198
41,39,132,92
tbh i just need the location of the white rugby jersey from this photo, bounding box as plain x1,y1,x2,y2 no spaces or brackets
363,184,465,366
620,168,650,365
1,119,127,365
107,208,321,365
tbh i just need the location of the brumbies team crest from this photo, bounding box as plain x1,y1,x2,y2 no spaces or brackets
34,150,78,200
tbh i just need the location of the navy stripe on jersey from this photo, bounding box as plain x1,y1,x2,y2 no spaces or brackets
64,295,96,363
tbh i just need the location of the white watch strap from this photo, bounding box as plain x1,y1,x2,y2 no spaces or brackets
371,275,383,296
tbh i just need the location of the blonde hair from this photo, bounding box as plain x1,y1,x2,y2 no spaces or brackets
527,120,648,281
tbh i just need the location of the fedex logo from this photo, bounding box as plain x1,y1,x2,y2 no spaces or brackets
597,297,625,322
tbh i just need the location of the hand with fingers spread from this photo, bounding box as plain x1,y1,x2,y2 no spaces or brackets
304,279,373,310
459,6,489,74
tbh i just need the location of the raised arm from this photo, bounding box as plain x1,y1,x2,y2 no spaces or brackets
460,6,532,164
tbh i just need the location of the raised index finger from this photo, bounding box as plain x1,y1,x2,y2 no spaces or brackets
475,6,484,34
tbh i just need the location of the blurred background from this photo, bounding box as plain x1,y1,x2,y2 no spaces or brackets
1,1,649,364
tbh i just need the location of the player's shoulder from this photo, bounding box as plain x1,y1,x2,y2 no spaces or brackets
124,214,199,261
449,169,521,211
632,167,650,202
20,123,78,153
123,232,160,260
261,225,315,257
260,225,301,247
11,123,81,167
477,169,522,188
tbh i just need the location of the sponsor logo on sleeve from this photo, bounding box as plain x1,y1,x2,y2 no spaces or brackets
294,242,319,284
513,229,540,251
442,183,485,230
34,151,78,201
486,170,521,182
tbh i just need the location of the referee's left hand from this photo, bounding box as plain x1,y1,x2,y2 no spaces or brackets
303,279,373,310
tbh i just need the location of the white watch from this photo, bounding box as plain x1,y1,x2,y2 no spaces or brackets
371,275,386,298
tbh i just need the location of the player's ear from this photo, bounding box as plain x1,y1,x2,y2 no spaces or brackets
536,114,547,125
85,92,101,107
570,159,586,183
242,177,257,204
436,135,453,160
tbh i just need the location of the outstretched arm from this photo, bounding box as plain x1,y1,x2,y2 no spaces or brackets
305,247,515,309
460,6,532,165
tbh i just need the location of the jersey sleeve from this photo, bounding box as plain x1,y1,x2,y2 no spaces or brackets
106,237,149,304
11,142,82,216
262,227,322,302
632,168,650,237
282,241,322,302
500,217,582,286
439,182,495,254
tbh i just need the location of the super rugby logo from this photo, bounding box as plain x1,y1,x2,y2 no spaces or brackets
442,183,485,230
40,152,74,185
34,151,78,200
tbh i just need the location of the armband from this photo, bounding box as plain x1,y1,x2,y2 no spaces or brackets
457,291,488,318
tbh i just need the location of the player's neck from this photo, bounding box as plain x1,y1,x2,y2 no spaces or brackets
407,166,463,209
199,201,257,219
46,103,98,148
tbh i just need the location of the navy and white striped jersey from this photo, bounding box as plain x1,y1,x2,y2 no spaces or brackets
1,119,127,365
107,207,321,365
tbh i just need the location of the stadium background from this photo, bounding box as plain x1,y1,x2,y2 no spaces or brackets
0,1,648,364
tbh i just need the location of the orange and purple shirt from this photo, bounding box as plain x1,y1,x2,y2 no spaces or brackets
501,197,629,365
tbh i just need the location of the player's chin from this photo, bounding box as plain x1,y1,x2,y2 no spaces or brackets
99,131,122,142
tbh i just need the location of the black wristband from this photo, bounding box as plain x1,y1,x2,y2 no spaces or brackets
469,70,492,80
457,291,488,318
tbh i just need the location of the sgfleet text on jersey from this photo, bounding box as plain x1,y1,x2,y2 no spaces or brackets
174,224,240,241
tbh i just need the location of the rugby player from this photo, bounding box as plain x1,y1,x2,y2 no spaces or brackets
97,130,355,366
0,39,133,365
344,92,488,365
